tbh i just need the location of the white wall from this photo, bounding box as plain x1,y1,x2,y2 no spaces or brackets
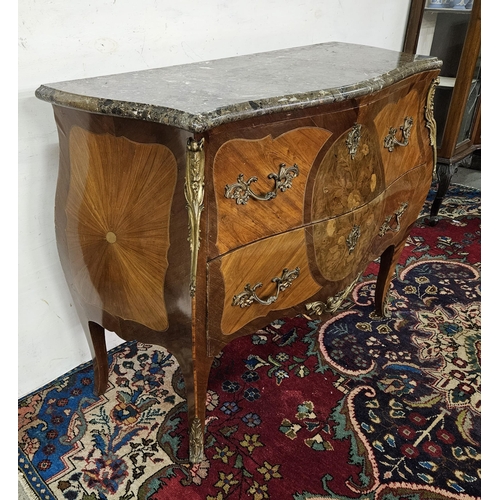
18,0,411,397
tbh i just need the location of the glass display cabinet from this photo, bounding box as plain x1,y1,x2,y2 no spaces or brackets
404,0,481,224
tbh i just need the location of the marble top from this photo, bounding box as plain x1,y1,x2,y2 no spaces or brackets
35,42,441,133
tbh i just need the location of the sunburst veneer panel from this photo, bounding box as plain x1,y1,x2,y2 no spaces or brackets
65,127,177,331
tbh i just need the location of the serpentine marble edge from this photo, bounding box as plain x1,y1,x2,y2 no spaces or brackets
35,41,441,133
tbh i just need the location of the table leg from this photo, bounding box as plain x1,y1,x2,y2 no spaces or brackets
85,321,109,396
374,236,408,317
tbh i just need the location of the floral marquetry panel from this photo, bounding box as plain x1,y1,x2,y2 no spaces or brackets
65,127,177,331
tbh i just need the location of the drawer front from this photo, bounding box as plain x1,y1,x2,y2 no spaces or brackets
308,201,384,284
308,122,385,222
213,127,332,254
208,228,322,336
361,75,433,186
369,162,433,262
208,161,433,338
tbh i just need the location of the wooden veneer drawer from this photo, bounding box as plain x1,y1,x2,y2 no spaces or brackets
212,126,332,255
207,161,432,339
211,74,432,258
360,72,433,186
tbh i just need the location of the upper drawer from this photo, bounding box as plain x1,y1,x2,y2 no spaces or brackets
212,127,332,255
358,74,434,186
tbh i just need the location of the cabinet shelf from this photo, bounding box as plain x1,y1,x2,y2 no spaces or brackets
438,76,456,88
424,7,473,14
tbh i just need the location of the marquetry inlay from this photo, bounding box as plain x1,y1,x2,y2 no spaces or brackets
106,231,117,244
66,127,178,331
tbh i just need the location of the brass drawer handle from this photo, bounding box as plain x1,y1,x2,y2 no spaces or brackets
384,116,413,152
378,202,409,236
232,267,300,308
225,163,299,205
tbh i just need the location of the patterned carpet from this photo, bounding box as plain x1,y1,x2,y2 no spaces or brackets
18,184,480,500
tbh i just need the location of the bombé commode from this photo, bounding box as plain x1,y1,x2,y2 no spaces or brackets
35,41,442,463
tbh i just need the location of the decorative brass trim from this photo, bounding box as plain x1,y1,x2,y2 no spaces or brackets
378,202,409,237
232,267,300,308
185,138,205,297
305,273,361,316
346,225,361,254
224,163,299,205
384,116,414,152
189,417,205,463
346,123,362,159
424,78,440,179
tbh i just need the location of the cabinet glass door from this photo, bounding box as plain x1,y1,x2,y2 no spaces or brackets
415,0,478,149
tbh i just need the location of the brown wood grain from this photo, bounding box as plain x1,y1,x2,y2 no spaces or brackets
212,228,321,335
213,127,332,254
66,126,177,331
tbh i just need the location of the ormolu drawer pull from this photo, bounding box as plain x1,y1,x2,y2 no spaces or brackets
232,267,300,308
224,163,299,205
384,116,413,152
378,202,409,236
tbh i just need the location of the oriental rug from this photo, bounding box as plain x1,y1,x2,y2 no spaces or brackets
19,183,481,500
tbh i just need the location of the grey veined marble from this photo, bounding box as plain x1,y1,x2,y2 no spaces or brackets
35,42,441,133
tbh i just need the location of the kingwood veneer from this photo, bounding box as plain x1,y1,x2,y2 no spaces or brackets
35,42,441,463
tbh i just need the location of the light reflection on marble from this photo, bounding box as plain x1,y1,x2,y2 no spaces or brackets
36,42,441,133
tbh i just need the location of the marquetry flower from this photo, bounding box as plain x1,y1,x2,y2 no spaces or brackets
257,461,282,480
247,480,269,500
222,380,241,393
241,370,260,382
240,434,264,454
243,387,261,402
214,472,239,493
213,446,235,464
276,352,289,362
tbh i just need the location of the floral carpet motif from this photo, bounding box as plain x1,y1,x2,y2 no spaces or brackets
19,184,480,500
